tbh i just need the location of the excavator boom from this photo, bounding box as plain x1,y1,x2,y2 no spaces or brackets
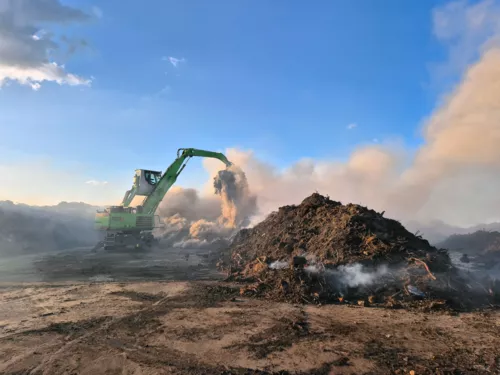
142,148,231,214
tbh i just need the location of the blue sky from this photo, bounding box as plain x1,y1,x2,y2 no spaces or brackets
0,0,467,204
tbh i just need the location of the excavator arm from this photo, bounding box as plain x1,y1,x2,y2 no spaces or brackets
141,148,232,214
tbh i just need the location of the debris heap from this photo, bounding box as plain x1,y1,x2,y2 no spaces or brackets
221,193,498,310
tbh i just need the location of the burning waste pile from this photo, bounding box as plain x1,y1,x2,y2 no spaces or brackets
154,165,257,249
220,193,500,310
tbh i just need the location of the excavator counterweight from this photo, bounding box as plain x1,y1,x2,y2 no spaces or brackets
93,148,232,251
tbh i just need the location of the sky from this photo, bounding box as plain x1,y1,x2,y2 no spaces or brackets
1,0,500,227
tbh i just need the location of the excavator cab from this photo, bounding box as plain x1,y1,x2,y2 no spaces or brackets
134,169,162,196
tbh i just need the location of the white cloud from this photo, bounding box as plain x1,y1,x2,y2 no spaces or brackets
85,180,108,186
0,63,91,90
432,0,500,83
346,123,357,130
0,0,92,90
163,56,186,68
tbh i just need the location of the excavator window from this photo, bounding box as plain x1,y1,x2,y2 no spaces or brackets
144,171,161,185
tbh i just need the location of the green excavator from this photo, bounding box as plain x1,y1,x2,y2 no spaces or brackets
93,148,232,251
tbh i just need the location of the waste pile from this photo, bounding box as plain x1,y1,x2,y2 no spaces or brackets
437,230,500,267
220,193,499,310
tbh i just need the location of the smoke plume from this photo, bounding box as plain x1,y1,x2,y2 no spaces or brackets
302,254,389,290
269,260,288,270
328,264,389,288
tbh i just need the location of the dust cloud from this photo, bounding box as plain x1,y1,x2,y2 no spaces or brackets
154,166,257,248
214,165,257,228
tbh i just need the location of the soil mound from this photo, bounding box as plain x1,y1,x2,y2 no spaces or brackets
221,193,498,310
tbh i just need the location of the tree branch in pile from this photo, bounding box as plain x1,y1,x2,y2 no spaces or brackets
409,257,437,280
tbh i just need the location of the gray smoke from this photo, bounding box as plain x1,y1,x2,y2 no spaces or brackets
304,261,389,290
269,254,390,290
330,264,389,288
0,201,100,256
269,260,289,270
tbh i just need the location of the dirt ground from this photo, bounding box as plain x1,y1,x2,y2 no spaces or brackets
1,279,499,375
